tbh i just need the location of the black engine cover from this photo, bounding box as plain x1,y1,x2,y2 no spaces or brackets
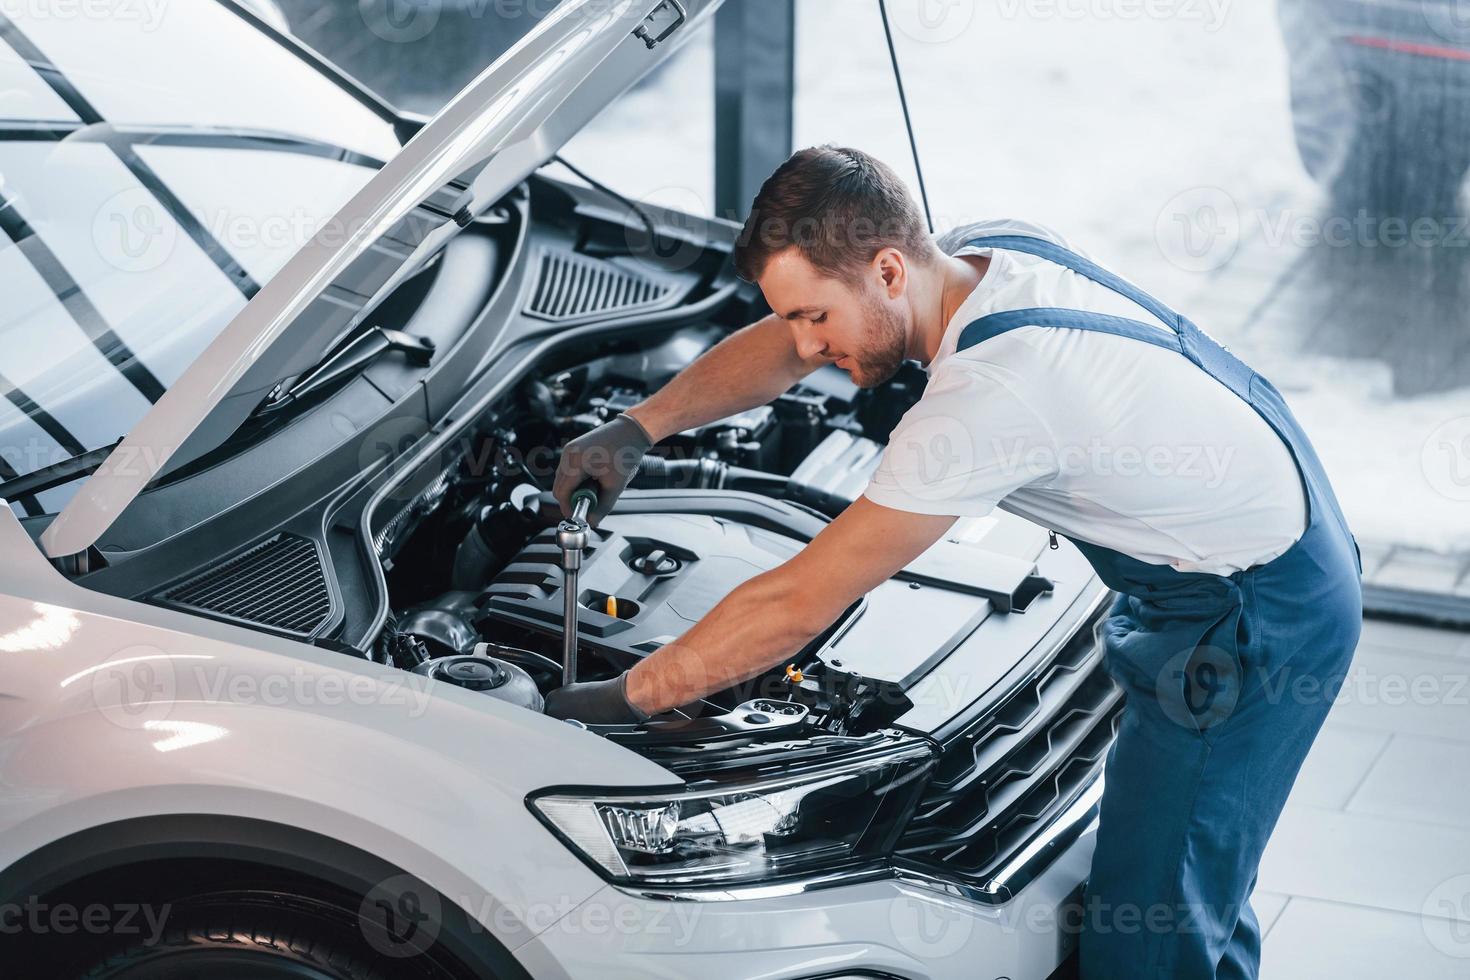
475,511,805,669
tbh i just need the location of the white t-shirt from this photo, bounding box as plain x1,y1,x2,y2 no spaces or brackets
863,220,1307,576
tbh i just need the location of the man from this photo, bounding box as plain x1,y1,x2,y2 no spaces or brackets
546,146,1362,980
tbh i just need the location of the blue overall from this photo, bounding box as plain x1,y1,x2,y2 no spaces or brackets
957,235,1363,979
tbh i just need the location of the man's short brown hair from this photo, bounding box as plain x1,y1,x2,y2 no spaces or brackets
733,145,937,283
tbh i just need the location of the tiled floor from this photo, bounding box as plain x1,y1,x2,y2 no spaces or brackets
1255,618,1470,978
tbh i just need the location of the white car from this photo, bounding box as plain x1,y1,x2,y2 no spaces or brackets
0,2,1117,977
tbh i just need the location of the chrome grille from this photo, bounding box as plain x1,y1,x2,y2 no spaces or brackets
897,600,1121,886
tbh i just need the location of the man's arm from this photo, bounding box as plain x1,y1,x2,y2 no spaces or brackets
624,312,828,442
553,312,826,520
623,498,958,715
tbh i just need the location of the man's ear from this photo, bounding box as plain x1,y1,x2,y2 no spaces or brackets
873,247,906,298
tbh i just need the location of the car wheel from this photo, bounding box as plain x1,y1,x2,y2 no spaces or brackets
76,893,441,980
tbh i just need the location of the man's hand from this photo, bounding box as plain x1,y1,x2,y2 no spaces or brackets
550,314,830,526
553,413,653,525
543,673,651,725
624,498,959,716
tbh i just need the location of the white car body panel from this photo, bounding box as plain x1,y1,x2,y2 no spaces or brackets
2,490,1100,973
0,506,677,951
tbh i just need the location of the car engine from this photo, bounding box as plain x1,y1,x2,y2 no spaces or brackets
369,326,1056,743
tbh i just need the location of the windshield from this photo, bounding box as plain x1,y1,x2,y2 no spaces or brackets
0,0,399,516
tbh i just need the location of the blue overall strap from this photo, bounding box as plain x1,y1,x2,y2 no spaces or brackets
957,307,1183,357
960,234,1182,329
955,233,1257,399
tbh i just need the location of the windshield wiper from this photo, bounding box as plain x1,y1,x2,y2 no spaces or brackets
255,326,435,417
0,327,437,505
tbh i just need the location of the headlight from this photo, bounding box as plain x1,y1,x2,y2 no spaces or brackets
528,736,936,890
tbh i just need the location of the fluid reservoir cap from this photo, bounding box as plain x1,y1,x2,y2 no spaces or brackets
437,657,506,691
412,654,542,712
631,549,679,575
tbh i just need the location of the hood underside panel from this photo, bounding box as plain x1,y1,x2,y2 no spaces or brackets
42,0,719,559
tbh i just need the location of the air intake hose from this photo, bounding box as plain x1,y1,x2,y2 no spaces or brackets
627,454,790,495
630,454,728,490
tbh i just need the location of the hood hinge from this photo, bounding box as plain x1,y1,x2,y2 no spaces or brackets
633,0,685,49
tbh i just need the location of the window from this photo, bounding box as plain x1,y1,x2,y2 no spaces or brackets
0,0,391,514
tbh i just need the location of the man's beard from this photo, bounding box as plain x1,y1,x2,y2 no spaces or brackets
847,294,908,388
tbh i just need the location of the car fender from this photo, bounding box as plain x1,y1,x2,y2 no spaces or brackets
0,703,641,952
0,510,679,950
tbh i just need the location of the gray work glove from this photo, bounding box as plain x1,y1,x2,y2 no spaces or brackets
553,413,653,525
544,673,652,725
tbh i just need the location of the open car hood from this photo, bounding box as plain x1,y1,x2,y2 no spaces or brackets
41,0,715,560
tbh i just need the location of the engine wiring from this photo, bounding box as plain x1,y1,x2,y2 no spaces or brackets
550,153,661,249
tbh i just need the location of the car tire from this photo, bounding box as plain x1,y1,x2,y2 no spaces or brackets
76,893,441,980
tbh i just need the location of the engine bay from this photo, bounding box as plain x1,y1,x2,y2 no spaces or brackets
368,327,1059,744
48,172,1070,753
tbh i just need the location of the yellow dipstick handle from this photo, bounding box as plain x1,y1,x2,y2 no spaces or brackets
605,596,618,618
785,664,804,684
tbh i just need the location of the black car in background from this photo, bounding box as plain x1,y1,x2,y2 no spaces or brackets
1281,0,1470,216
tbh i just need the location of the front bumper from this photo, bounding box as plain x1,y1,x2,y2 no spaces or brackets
512,774,1101,980
514,571,1116,979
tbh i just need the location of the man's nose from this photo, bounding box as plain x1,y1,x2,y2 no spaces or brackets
792,324,828,361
